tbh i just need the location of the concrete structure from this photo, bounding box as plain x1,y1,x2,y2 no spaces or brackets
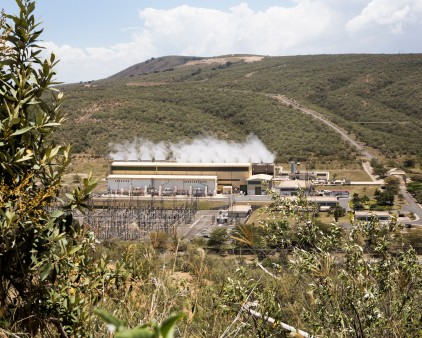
276,162,329,182
279,195,339,211
247,174,273,195
354,211,392,224
273,179,311,196
307,196,339,211
388,168,407,182
109,161,275,193
315,189,350,198
216,205,252,224
107,174,217,196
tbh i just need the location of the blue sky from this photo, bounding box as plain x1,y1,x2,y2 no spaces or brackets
2,0,422,83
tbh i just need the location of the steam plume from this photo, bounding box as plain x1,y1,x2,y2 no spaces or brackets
109,134,275,163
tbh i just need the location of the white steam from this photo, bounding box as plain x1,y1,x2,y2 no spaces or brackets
109,134,275,163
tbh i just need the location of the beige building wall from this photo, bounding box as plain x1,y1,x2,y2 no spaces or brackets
109,162,252,191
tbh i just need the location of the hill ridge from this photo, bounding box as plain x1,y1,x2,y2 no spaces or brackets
108,54,265,79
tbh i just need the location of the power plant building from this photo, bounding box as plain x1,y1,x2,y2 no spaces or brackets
107,174,217,196
108,161,275,195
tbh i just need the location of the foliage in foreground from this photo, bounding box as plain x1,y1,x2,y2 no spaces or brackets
251,190,422,337
0,2,154,337
1,2,421,337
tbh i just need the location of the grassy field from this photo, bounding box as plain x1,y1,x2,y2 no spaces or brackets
329,169,372,181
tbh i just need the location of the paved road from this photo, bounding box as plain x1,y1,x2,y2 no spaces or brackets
399,184,422,224
271,94,422,226
181,210,219,238
272,95,375,160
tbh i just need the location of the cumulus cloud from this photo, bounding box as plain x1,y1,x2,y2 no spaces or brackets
41,39,155,83
346,0,422,34
136,2,334,55
109,135,276,163
40,1,422,83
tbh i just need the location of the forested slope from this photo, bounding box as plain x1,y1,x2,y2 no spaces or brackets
57,54,422,163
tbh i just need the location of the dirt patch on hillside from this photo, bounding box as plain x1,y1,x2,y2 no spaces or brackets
184,56,264,67
245,71,257,78
126,82,167,87
77,101,127,123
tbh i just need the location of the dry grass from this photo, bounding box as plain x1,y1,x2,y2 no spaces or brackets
63,155,110,191
330,168,372,181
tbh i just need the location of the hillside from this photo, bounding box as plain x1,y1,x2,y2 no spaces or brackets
108,54,265,79
57,54,422,164
108,55,204,79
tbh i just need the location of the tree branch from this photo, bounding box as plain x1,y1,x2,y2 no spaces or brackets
49,317,68,338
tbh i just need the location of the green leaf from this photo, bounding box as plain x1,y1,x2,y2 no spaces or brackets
93,308,126,331
51,210,64,218
159,312,185,338
84,182,97,195
40,262,53,281
42,122,61,127
67,245,82,256
65,193,75,200
11,126,34,136
115,328,154,338
15,153,33,163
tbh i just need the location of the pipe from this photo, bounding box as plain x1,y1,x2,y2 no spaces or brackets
243,303,313,338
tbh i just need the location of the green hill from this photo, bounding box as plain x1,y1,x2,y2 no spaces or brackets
57,54,422,163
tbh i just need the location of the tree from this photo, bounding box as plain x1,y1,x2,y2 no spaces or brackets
370,158,388,177
375,190,395,206
403,158,415,168
329,205,346,221
258,190,422,337
208,228,228,247
0,1,99,335
384,176,400,195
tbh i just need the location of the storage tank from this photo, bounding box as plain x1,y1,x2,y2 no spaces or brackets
290,161,295,174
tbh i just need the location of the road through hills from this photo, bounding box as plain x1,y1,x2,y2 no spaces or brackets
271,94,422,225
271,94,375,161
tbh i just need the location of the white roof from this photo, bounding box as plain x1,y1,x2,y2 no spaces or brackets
388,168,406,175
277,180,309,188
274,196,337,203
229,205,252,212
355,211,391,217
107,174,217,180
307,196,339,202
247,174,273,181
111,161,251,168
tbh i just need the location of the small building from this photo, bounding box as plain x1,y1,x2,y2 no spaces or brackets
216,205,252,224
275,162,329,182
288,171,330,182
276,195,339,211
274,179,312,196
247,174,273,195
354,211,392,224
316,189,350,198
228,205,252,218
307,196,339,211
387,168,407,182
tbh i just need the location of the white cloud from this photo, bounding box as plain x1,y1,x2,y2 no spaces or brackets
40,1,422,83
136,2,335,55
346,0,421,34
41,39,156,83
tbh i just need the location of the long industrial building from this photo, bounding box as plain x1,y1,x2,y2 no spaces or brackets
107,161,275,195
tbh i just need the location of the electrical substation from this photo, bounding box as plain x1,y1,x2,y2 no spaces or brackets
64,160,339,241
